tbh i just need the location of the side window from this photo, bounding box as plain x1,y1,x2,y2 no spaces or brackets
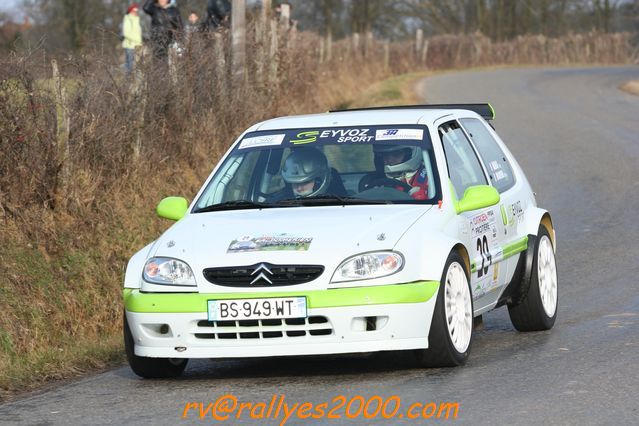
460,118,515,192
439,121,487,199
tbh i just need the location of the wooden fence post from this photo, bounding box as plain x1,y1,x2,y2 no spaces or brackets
52,59,70,190
416,29,423,61
352,32,360,56
269,19,279,86
421,40,429,67
279,3,291,30
326,32,332,61
255,16,264,85
130,47,148,160
383,41,390,72
256,0,272,87
364,31,373,58
231,0,246,84
214,34,228,100
262,0,271,22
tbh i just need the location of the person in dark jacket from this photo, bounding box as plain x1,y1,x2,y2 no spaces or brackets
143,0,183,58
206,0,231,31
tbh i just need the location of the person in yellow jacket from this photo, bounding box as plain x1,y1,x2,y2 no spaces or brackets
122,3,143,74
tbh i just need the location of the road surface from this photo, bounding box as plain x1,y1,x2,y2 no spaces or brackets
2,66,638,425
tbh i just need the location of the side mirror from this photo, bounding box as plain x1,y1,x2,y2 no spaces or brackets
455,185,500,214
156,197,189,221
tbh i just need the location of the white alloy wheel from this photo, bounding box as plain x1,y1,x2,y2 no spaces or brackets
507,225,558,332
537,235,557,318
444,262,473,353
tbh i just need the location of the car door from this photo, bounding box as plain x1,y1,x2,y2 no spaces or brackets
438,120,507,313
458,117,527,302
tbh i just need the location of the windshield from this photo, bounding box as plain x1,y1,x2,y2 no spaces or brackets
194,125,441,212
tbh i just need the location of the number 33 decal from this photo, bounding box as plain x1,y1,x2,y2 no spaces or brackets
477,235,492,278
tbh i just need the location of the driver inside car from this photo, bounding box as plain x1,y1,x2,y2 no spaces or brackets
373,145,429,200
278,147,347,198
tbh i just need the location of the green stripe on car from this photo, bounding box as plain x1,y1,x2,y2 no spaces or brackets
470,236,527,273
123,281,440,313
502,236,528,259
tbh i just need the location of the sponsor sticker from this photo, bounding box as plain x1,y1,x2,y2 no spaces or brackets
489,160,508,182
290,131,320,145
319,128,374,143
375,129,424,141
494,170,507,181
470,210,497,238
506,200,525,225
239,134,285,149
228,234,313,253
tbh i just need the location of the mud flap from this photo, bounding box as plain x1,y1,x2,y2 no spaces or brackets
498,234,537,307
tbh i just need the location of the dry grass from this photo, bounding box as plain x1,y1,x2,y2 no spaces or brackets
620,80,639,96
349,71,435,108
0,28,636,399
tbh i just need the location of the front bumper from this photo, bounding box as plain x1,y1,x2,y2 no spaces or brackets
123,281,439,359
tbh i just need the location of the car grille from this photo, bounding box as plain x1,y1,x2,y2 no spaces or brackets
202,263,324,287
193,316,333,340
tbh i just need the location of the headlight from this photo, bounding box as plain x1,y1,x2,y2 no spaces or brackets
331,251,404,283
143,257,196,286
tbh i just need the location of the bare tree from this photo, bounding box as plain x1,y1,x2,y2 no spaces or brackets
22,0,113,52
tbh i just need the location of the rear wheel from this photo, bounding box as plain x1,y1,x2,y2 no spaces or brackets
508,225,558,331
124,312,188,378
415,251,473,367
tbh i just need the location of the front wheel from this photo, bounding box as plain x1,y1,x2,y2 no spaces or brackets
124,312,188,378
415,251,473,367
508,225,558,331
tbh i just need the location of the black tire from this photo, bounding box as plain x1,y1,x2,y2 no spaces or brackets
508,225,558,331
415,251,473,367
124,312,188,378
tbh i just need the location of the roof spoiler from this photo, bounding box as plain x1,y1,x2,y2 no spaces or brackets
329,103,496,121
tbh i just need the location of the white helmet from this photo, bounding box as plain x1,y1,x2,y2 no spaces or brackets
281,148,331,197
373,145,422,178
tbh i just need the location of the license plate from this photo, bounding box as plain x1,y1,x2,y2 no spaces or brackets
207,297,307,321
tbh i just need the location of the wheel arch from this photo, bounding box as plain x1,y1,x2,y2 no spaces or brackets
524,207,556,251
401,233,470,282
452,243,471,278
540,213,556,251
500,208,555,307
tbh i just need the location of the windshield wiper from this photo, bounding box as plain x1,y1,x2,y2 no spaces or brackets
193,200,280,213
276,195,391,206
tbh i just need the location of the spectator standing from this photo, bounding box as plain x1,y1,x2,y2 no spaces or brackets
185,10,200,38
185,11,201,44
122,3,143,74
206,0,231,31
143,0,183,59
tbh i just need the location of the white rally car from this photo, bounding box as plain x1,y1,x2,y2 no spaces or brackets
123,104,558,378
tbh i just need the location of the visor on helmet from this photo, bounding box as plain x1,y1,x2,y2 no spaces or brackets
373,145,422,178
281,147,331,197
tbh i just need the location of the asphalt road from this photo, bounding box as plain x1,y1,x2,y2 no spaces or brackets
2,66,639,425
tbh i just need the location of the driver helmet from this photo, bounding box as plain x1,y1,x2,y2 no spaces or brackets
373,145,422,178
281,147,331,197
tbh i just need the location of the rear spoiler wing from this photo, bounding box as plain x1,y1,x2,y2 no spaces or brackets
329,103,496,121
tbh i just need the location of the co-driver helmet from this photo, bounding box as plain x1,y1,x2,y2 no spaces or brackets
373,145,422,178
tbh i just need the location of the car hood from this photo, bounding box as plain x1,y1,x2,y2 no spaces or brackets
149,204,432,290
